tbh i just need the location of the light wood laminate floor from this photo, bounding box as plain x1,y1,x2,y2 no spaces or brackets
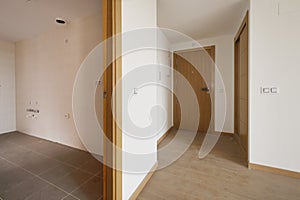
138,129,300,200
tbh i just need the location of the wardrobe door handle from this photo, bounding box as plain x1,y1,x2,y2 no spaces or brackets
201,87,210,92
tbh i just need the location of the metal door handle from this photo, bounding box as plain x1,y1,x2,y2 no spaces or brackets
201,87,210,92
103,91,107,99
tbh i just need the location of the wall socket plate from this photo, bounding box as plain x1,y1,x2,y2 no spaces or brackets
65,113,71,119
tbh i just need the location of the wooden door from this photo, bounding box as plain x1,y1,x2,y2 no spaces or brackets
173,47,214,133
235,12,249,154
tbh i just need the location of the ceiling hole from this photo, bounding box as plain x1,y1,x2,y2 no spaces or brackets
55,18,67,25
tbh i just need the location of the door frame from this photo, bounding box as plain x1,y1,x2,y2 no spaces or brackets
102,0,122,199
234,11,249,161
173,46,216,132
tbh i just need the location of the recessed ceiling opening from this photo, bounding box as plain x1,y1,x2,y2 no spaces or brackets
55,18,67,25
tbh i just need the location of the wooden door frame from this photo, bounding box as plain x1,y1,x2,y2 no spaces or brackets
173,46,216,132
102,0,122,199
234,11,249,161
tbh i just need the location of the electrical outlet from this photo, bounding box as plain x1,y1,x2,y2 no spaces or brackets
65,113,71,119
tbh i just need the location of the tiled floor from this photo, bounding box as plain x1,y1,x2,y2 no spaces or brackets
138,129,300,200
0,132,103,200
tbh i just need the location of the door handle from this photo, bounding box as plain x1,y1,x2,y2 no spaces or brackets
201,87,210,92
103,91,107,99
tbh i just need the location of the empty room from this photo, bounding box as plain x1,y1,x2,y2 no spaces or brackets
0,0,104,199
1,0,300,200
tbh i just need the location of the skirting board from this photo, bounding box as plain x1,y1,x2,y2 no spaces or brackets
221,132,234,137
157,130,233,145
249,163,300,179
129,162,158,200
157,127,173,145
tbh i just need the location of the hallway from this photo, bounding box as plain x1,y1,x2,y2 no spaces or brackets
138,130,300,199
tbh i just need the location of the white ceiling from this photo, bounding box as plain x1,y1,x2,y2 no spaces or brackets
0,0,248,42
0,0,101,42
158,0,249,40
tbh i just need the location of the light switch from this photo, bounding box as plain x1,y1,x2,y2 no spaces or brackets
270,87,279,94
261,87,270,94
260,87,279,94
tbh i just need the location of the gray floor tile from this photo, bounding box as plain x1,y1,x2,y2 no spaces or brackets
0,158,34,195
1,176,49,200
0,141,27,157
63,195,79,200
2,149,61,175
62,150,94,168
25,185,68,200
50,169,93,193
79,157,103,175
26,140,73,159
0,132,103,199
0,132,12,139
71,176,103,200
0,133,13,145
4,132,41,147
39,163,77,183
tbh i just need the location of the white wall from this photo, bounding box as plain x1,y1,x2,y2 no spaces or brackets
171,35,235,133
249,0,300,172
15,13,102,151
0,40,16,134
122,0,160,199
156,30,173,139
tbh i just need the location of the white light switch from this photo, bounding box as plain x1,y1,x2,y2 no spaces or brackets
260,87,279,94
261,87,270,94
270,87,279,94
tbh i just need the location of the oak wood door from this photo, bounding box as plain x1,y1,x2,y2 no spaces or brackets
173,48,214,133
235,13,249,154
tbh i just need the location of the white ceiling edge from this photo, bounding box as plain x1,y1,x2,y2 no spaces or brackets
157,0,249,42
0,0,101,42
